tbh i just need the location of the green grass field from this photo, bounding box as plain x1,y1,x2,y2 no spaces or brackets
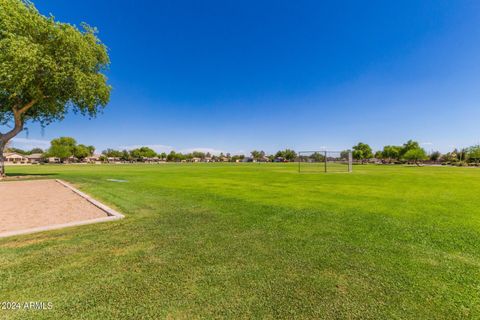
1,164,479,319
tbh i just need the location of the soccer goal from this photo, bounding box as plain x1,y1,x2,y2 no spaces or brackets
297,150,352,173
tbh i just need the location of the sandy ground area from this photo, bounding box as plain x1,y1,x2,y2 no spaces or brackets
0,179,108,233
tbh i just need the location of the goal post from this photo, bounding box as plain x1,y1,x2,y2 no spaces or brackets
297,150,352,173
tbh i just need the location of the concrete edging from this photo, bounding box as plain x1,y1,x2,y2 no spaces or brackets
0,179,124,239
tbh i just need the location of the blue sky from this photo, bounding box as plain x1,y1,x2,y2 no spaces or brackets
12,0,480,154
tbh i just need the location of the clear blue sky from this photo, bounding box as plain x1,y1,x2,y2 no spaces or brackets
13,0,480,154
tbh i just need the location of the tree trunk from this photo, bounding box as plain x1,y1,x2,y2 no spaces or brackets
0,139,6,179
0,130,22,180
0,100,38,179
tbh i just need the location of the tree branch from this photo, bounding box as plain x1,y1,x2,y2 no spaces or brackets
15,99,37,115
0,99,37,142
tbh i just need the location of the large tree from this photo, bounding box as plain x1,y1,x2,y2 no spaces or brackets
130,147,157,160
0,0,110,177
352,142,373,163
46,137,76,162
403,148,427,166
381,145,402,163
251,150,265,161
400,140,420,158
467,145,480,164
274,149,297,161
74,144,93,161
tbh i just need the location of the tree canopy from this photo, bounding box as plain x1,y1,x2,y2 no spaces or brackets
46,137,93,161
381,145,401,162
352,143,373,162
0,0,110,176
403,148,427,166
130,147,157,159
74,144,94,160
102,148,124,158
47,137,74,161
275,149,297,161
467,145,480,163
400,140,420,157
251,150,265,160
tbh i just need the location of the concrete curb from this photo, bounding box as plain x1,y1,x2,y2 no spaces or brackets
0,179,124,239
55,180,124,219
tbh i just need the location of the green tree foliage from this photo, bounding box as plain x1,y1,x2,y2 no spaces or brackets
340,150,350,159
381,145,402,162
429,151,441,162
458,148,468,162
48,144,71,161
130,147,157,160
0,0,110,176
191,151,206,159
47,137,76,161
51,137,76,149
167,151,185,162
251,150,265,160
102,149,123,158
352,143,373,163
74,144,92,160
231,154,245,162
4,146,44,155
467,145,480,164
86,145,95,156
400,140,420,157
30,147,44,154
46,137,94,162
120,150,131,161
403,148,427,166
310,152,325,162
7,147,27,155
275,149,297,161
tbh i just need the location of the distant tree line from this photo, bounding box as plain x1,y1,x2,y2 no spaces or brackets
100,147,247,163
351,140,480,166
6,137,480,166
5,147,44,156
5,137,95,162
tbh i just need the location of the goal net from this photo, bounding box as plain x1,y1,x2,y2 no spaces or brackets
297,150,352,173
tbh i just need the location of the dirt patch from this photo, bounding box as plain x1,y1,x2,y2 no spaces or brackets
0,180,109,234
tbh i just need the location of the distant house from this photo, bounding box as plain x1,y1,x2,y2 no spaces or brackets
64,156,78,163
107,157,121,163
26,153,45,164
85,154,102,164
191,157,202,163
204,157,213,163
47,157,61,163
142,157,160,163
220,156,229,162
3,152,28,164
